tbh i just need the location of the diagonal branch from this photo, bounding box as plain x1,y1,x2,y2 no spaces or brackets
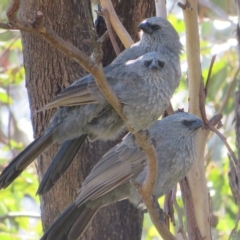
99,0,134,47
179,177,203,240
0,0,170,238
205,54,216,97
173,198,188,240
0,212,40,220
99,9,121,56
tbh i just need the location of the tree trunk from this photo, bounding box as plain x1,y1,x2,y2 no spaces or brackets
19,0,154,239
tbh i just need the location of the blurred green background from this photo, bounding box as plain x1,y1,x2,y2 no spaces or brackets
0,0,239,239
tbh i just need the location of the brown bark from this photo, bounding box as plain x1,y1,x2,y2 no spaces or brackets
19,0,154,239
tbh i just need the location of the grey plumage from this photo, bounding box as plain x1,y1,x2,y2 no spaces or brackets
40,112,203,240
0,17,182,193
111,17,182,65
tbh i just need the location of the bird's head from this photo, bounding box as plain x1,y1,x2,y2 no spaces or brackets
138,17,182,56
141,52,166,71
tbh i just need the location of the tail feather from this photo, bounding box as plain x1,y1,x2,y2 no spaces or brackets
37,135,87,195
0,133,53,189
68,205,98,239
41,203,98,240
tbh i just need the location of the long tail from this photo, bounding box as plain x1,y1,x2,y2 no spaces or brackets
41,203,98,240
0,133,53,189
37,135,87,195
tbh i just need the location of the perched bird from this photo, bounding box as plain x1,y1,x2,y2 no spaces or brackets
0,50,180,191
40,112,203,240
0,16,182,193
36,16,182,195
111,16,182,65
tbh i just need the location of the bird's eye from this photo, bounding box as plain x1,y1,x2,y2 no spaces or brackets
144,60,152,67
157,60,165,68
152,25,161,31
182,120,194,126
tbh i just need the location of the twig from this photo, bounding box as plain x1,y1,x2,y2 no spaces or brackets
100,0,134,48
133,190,177,240
169,0,178,14
7,84,14,157
178,1,191,10
205,54,216,97
0,212,41,220
155,0,167,18
0,0,171,238
228,157,240,207
100,9,121,55
199,64,239,182
1,4,127,123
199,80,208,124
164,190,175,227
197,0,231,22
219,68,240,114
229,210,240,240
174,199,188,240
133,133,173,240
166,103,175,115
0,35,20,66
0,22,10,29
179,178,203,240
208,124,239,171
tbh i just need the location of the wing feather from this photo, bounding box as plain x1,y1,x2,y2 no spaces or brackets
38,83,99,112
76,133,146,205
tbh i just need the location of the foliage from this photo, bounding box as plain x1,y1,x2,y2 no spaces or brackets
0,1,41,239
0,0,239,239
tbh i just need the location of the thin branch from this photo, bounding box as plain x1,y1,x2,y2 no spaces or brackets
0,22,10,29
228,157,240,206
99,0,134,48
197,0,231,22
7,84,14,158
0,35,20,66
205,54,216,97
2,4,127,124
169,0,178,14
164,190,175,227
99,9,121,55
166,103,175,115
132,189,177,240
208,124,239,170
219,68,240,114
179,178,203,240
0,212,41,220
155,0,167,18
174,199,188,240
0,0,171,239
199,80,208,124
229,210,240,240
199,68,239,180
198,57,238,169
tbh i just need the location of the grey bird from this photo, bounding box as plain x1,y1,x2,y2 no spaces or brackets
111,16,182,66
36,16,182,195
0,50,180,191
0,16,182,193
40,112,203,240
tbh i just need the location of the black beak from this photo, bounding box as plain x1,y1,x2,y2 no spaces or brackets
149,59,159,70
191,119,204,130
138,21,152,34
